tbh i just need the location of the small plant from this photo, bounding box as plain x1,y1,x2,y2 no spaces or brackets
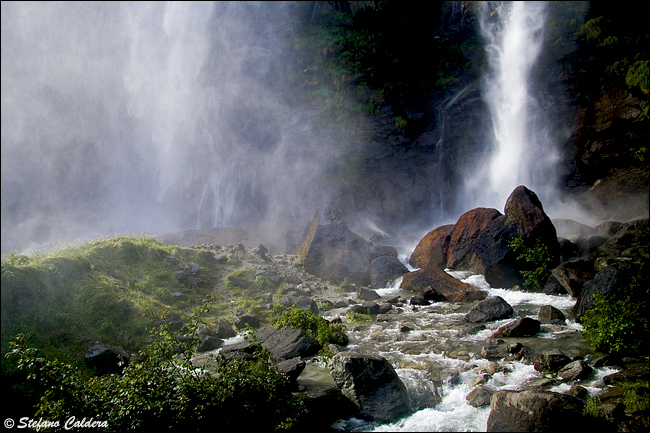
345,310,372,323
509,235,553,291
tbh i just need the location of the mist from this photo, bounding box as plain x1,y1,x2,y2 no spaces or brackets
2,1,338,254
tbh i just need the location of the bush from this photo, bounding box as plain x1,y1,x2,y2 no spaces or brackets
509,236,553,291
580,292,648,355
5,300,305,431
272,306,348,351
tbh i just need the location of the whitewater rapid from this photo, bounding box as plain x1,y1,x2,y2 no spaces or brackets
326,272,616,432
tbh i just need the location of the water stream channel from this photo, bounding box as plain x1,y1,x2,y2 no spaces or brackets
323,272,616,432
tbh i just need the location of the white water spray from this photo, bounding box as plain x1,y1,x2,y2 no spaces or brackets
468,1,556,208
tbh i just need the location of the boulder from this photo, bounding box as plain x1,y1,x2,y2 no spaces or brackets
293,363,358,426
215,320,237,339
84,345,129,375
549,260,594,299
234,314,260,330
490,317,540,338
369,244,399,262
196,336,223,353
369,256,409,289
297,207,371,286
557,360,593,381
487,390,585,432
408,224,454,269
465,296,514,323
400,267,487,302
328,352,412,424
466,385,494,407
434,186,560,289
257,326,321,362
572,260,637,320
446,208,503,272
356,287,381,301
276,357,306,385
537,305,566,324
597,218,648,257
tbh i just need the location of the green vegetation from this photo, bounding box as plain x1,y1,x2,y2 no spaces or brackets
1,236,221,360
5,302,305,431
581,291,648,355
345,310,373,323
509,236,554,291
271,306,348,357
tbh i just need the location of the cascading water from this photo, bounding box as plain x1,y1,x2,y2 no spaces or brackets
465,1,557,209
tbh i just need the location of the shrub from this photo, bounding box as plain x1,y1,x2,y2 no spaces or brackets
580,292,648,354
5,300,305,431
272,306,348,351
509,236,553,291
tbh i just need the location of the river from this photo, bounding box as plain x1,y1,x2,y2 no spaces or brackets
323,272,617,432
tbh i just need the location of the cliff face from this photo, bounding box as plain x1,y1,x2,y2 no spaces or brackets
302,1,647,235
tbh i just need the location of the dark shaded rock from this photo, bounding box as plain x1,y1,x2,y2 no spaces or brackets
534,349,570,373
257,326,321,361
276,357,306,385
369,244,399,262
400,267,487,302
295,296,319,315
197,336,223,353
481,340,508,360
296,207,370,286
84,346,129,375
537,305,565,324
487,390,585,432
409,224,454,269
328,352,412,423
490,317,540,338
597,218,649,257
370,256,409,289
215,320,237,339
465,296,514,323
293,363,358,426
234,314,260,330
161,313,184,332
572,260,638,320
356,287,381,301
557,360,593,381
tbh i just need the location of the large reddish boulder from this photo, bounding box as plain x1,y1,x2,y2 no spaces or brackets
400,267,487,302
409,224,454,269
446,208,504,272
409,186,561,289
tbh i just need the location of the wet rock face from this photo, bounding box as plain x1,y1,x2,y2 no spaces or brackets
296,207,371,286
328,352,412,424
465,296,514,323
487,390,585,432
400,267,487,302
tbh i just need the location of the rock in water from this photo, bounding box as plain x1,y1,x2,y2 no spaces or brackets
328,352,412,423
400,267,487,302
296,207,370,286
487,390,585,432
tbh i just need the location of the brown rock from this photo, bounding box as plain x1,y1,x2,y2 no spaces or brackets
400,267,487,302
409,224,454,269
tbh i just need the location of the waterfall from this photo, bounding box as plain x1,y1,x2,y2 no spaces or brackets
467,1,556,208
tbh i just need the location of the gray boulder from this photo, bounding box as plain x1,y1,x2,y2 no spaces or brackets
297,207,371,286
369,256,409,289
487,390,585,432
490,317,540,338
257,326,321,362
328,352,412,423
465,296,514,323
537,305,565,324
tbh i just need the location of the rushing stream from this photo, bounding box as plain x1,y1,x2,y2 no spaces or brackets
324,272,617,432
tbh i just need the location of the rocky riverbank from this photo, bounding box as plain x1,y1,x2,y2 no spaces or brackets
155,185,648,431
